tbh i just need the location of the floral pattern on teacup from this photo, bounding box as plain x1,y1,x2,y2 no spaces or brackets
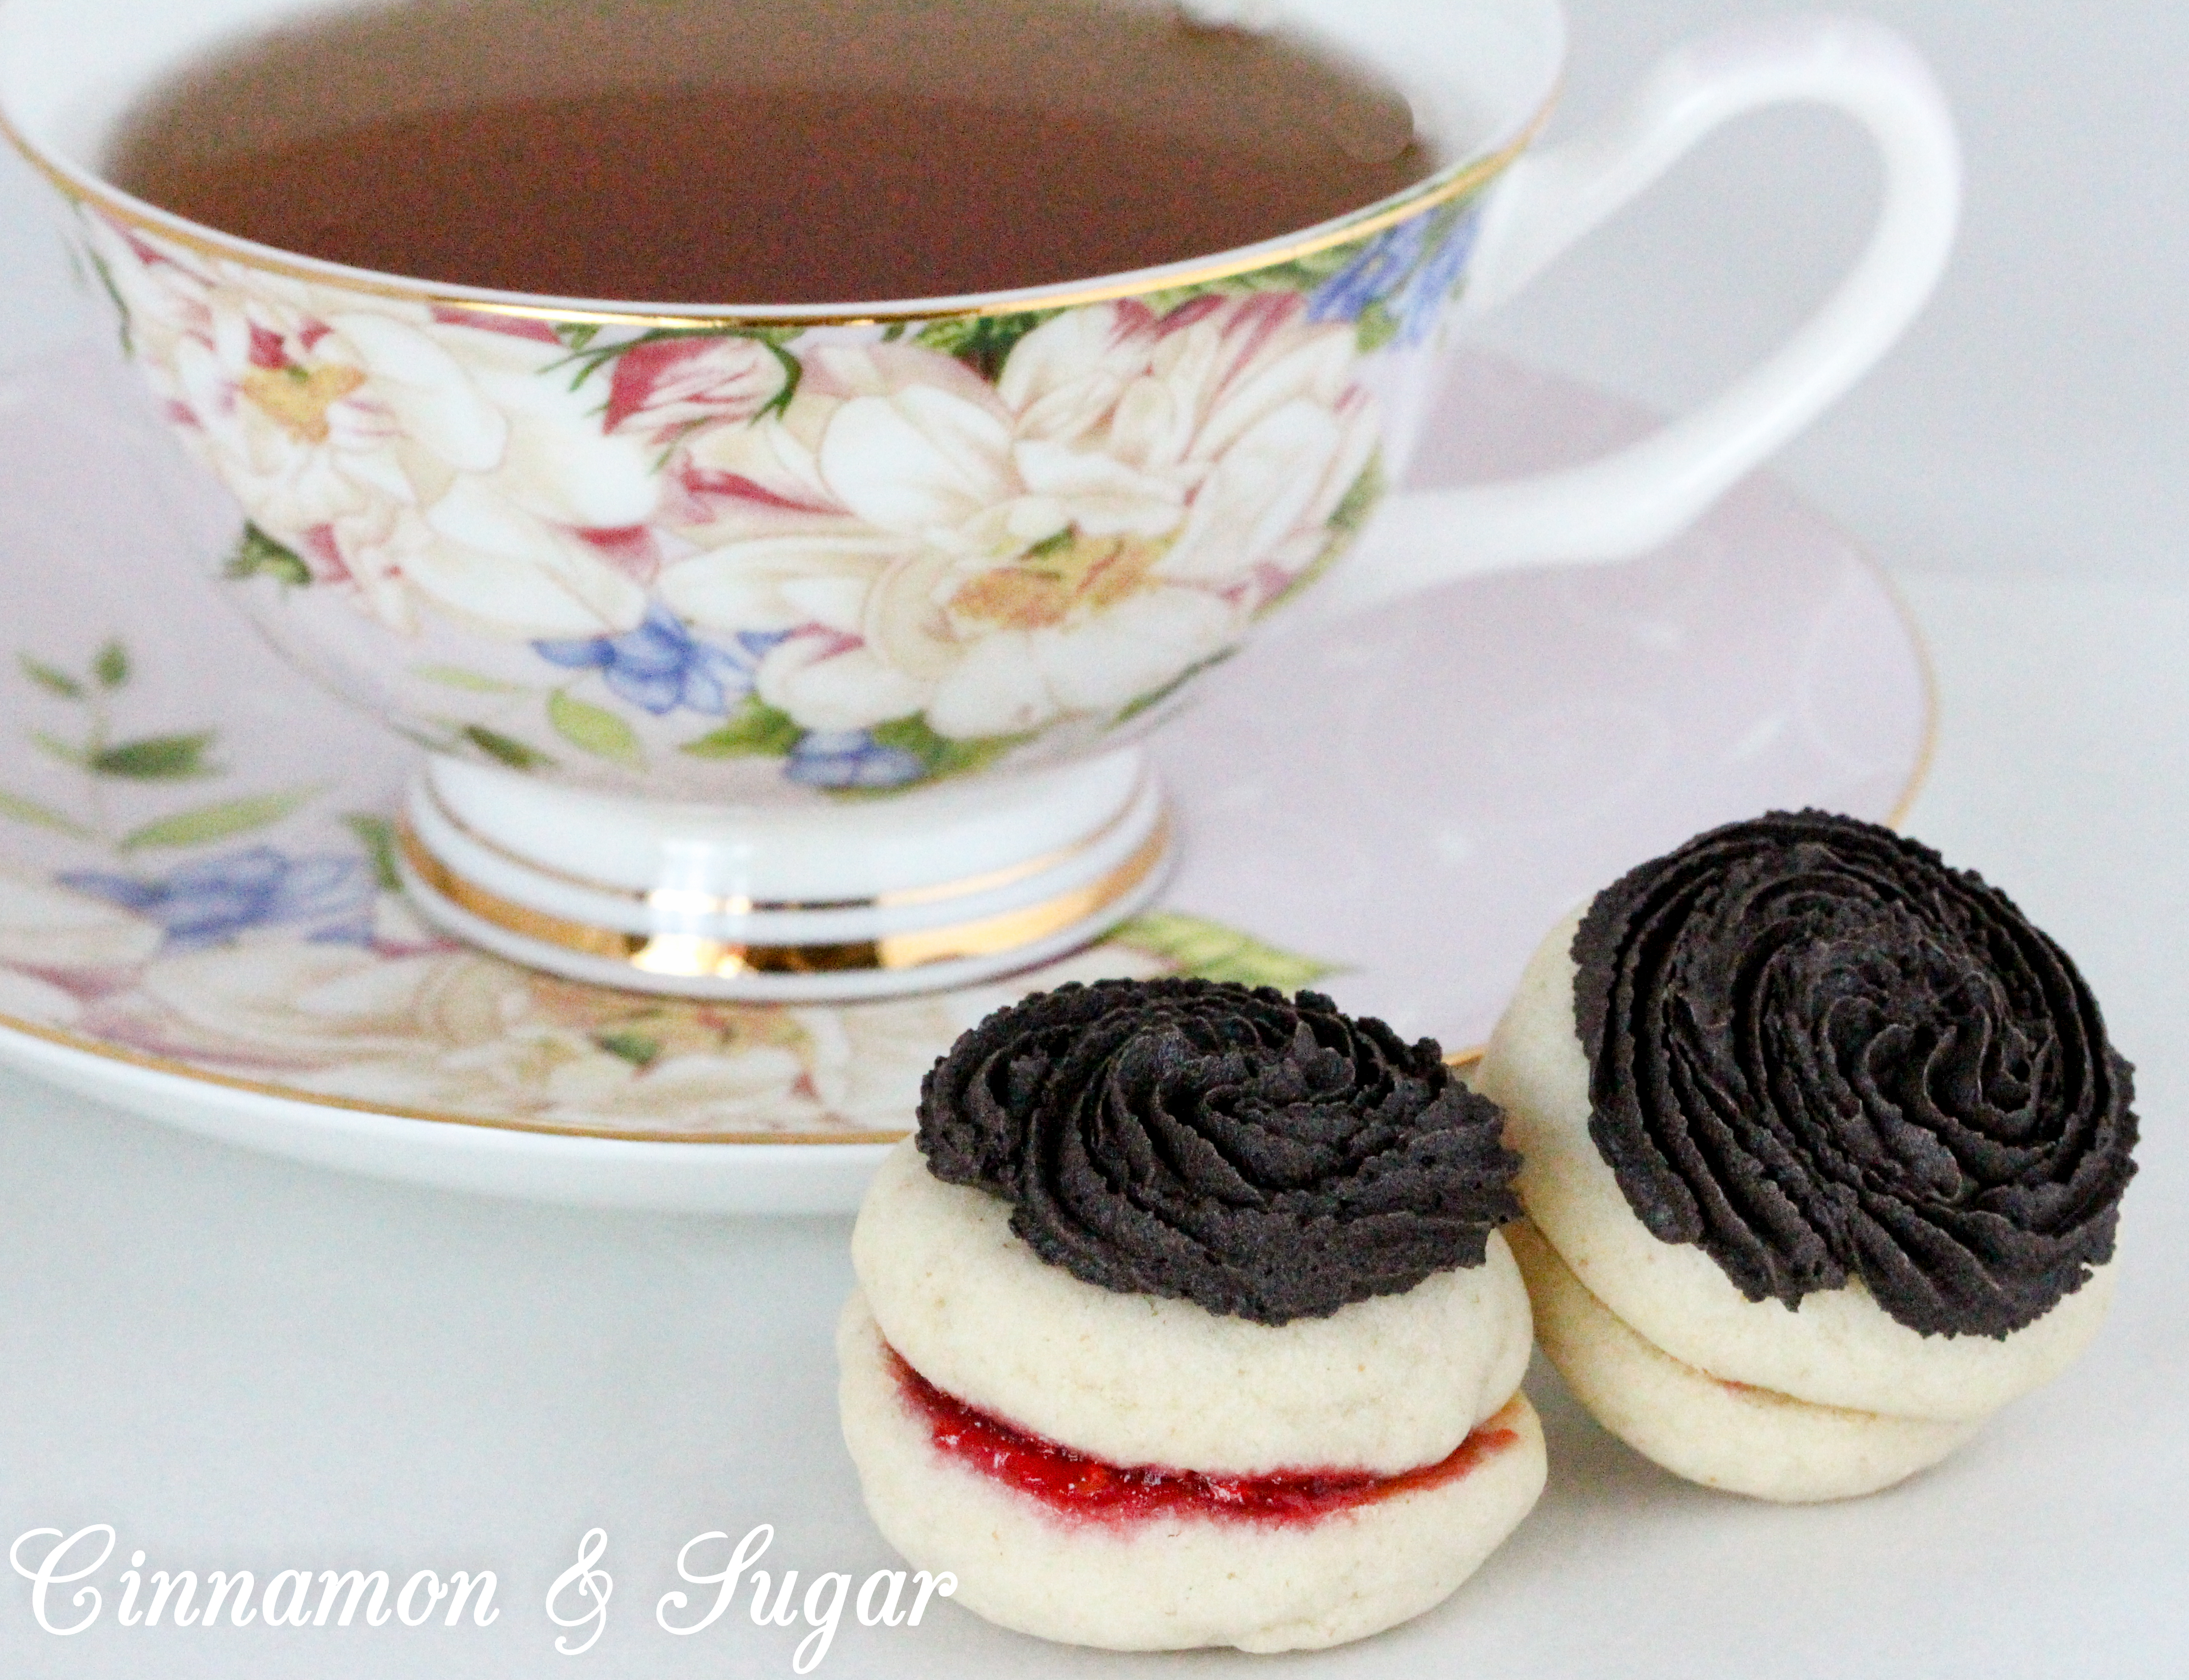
656,294,1380,744
76,193,1485,795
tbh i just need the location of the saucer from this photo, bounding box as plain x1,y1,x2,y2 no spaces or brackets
0,340,1928,1212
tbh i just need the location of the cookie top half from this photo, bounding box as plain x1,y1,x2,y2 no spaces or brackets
1573,810,2137,1339
917,978,1521,1326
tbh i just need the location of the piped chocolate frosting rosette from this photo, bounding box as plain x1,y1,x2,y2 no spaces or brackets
1477,811,2138,1503
838,979,1547,1653
920,979,1524,1322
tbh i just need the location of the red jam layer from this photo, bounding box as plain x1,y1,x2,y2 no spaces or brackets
886,1344,1520,1527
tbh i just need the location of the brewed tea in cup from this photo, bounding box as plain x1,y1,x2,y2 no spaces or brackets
109,0,1434,303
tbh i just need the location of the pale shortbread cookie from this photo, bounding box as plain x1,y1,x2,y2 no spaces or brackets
1506,1220,1977,1501
837,1290,1546,1653
1476,909,2116,1422
852,1138,1533,1475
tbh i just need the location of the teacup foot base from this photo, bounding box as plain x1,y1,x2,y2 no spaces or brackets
392,752,1174,1002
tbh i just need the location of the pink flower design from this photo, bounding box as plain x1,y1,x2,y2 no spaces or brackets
603,335,790,446
428,305,562,345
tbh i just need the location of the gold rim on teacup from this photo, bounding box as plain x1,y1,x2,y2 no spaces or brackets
1,104,1551,332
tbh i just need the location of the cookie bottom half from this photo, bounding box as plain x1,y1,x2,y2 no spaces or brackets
837,1290,1547,1652
1507,1221,1980,1503
1477,908,2117,1421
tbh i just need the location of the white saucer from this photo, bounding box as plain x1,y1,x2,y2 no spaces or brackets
0,341,1928,1212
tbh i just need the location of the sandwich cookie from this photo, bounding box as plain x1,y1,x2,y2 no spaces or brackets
1477,811,2137,1502
841,979,1543,1651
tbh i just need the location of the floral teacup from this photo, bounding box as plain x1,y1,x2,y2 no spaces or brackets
0,0,1959,999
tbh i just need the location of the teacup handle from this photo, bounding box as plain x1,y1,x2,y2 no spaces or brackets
1327,16,1960,613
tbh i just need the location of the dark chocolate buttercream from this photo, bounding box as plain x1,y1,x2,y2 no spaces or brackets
1573,811,2136,1338
919,979,1520,1325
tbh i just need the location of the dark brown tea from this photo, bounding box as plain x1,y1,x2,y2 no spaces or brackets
106,0,1433,303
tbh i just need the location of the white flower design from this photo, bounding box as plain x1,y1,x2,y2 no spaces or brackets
73,937,943,1134
658,294,1378,740
88,215,665,640
0,871,164,972
0,872,162,1025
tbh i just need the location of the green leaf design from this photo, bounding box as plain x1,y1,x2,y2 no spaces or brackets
395,722,462,753
914,311,1061,380
91,732,218,781
549,691,646,769
93,640,130,691
86,246,133,358
225,523,313,586
1114,651,1234,728
1243,241,1366,296
18,655,84,700
595,1030,663,1069
0,789,91,838
1328,452,1386,536
681,696,803,760
32,732,87,767
1111,912,1341,991
867,715,1032,783
555,323,602,353
1139,237,1365,316
120,786,321,853
412,663,529,695
344,814,402,892
1355,301,1401,354
756,338,802,421
463,725,556,772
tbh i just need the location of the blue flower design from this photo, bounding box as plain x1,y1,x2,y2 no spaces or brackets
786,731,926,791
1308,215,1432,326
1387,209,1481,345
1309,206,1484,348
536,604,781,717
62,847,379,952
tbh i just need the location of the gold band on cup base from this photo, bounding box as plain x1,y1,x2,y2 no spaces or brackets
396,817,1171,983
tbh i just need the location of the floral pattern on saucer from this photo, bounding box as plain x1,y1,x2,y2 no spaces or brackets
74,195,1484,799
0,629,1334,1138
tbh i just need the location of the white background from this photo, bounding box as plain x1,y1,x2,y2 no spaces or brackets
1,2,2184,1675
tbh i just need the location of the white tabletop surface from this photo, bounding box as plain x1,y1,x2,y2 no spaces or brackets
3,2,2184,1675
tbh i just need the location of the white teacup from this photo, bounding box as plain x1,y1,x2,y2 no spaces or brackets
0,0,1958,999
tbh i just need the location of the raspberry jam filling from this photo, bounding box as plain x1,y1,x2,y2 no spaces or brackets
887,1345,1521,1526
